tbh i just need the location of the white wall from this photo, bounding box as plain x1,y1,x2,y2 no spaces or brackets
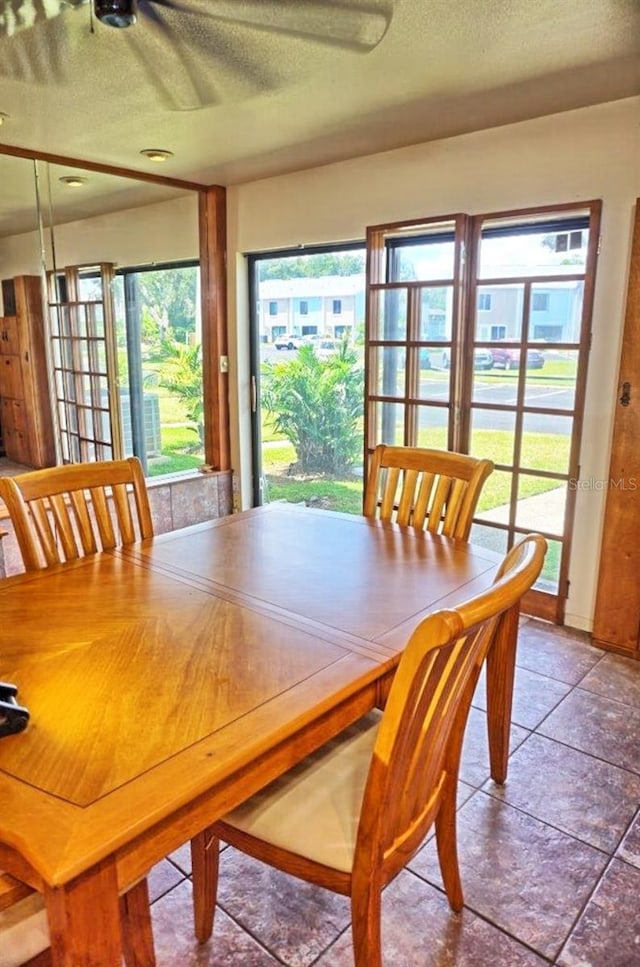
226,95,640,631
0,194,199,280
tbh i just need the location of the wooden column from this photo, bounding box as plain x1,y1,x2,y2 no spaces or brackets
199,185,231,471
593,200,640,657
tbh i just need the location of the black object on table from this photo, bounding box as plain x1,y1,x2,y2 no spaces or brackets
0,682,29,737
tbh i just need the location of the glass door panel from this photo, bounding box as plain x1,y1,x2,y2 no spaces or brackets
366,217,463,460
374,288,408,340
416,405,449,448
520,413,573,474
250,246,367,512
419,286,452,340
376,347,407,397
469,207,598,613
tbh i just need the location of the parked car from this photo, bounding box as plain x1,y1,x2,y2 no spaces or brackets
441,347,493,370
314,338,341,358
491,346,545,370
273,333,304,350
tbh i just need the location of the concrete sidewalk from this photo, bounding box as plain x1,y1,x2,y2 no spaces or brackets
480,485,566,535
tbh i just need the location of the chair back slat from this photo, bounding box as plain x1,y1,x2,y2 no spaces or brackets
110,482,137,546
90,485,119,551
356,534,546,880
412,472,436,525
28,499,60,568
364,445,494,541
0,457,153,572
69,489,102,555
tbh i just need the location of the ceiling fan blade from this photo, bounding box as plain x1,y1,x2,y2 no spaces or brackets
136,0,282,102
0,0,65,38
0,11,69,82
145,0,392,52
125,13,220,110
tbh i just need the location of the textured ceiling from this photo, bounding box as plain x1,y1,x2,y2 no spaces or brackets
0,0,638,230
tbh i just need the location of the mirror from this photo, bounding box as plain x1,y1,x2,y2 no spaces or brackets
0,151,202,476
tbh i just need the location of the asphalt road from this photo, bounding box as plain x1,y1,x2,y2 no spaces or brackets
260,348,575,435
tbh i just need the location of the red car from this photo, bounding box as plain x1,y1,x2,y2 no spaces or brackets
491,346,545,370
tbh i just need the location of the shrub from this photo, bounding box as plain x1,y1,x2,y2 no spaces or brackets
262,342,363,475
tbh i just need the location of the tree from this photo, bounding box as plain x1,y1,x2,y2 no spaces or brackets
262,342,363,475
259,253,365,280
138,267,199,345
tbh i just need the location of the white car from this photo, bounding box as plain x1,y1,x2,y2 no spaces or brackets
273,334,304,350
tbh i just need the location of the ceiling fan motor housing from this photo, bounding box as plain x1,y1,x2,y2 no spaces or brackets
95,0,137,28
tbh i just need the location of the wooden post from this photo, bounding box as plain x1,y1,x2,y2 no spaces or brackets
199,186,230,471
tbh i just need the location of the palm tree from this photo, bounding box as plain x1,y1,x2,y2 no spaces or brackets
158,339,204,448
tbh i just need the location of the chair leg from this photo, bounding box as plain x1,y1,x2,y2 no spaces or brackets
120,879,156,967
191,829,220,943
350,880,383,967
435,780,463,912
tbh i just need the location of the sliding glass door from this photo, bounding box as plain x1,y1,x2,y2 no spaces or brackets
249,245,366,511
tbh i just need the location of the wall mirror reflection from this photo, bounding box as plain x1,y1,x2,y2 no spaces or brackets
0,152,201,476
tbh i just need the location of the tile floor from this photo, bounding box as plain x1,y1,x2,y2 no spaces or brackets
142,617,640,966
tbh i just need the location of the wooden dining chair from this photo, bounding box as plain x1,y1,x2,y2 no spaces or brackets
0,870,155,967
0,458,157,964
363,444,494,541
0,457,154,571
190,534,546,967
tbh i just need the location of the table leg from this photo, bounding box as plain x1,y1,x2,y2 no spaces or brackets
485,603,519,784
45,860,123,966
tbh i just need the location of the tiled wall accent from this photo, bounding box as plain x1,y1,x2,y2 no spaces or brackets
147,469,233,534
0,469,233,578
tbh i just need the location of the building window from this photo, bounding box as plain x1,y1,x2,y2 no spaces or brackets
490,325,506,340
332,299,342,314
268,301,278,315
532,292,549,311
478,293,492,310
300,300,308,315
555,230,584,252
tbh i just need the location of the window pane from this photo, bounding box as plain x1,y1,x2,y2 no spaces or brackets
529,280,584,343
475,284,524,342
419,286,452,340
415,349,450,401
78,340,90,372
520,412,572,474
376,347,406,398
474,468,514,522
468,522,509,556
74,308,87,339
371,289,408,341
479,226,589,279
371,400,406,445
416,405,448,448
389,239,455,282
515,476,566,538
524,350,577,410
535,537,562,593
469,409,517,466
77,271,103,302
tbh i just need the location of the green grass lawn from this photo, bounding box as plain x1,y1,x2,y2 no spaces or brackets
147,424,203,477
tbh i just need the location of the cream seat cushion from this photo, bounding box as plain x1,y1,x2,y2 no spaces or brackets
222,710,382,873
0,891,49,967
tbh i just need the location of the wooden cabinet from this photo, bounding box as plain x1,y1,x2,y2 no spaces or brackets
0,276,55,468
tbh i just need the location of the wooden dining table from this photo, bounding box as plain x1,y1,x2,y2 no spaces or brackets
0,503,519,965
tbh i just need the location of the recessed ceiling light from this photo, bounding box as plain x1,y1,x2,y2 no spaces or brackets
0,112,10,126
140,148,174,163
59,175,88,188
